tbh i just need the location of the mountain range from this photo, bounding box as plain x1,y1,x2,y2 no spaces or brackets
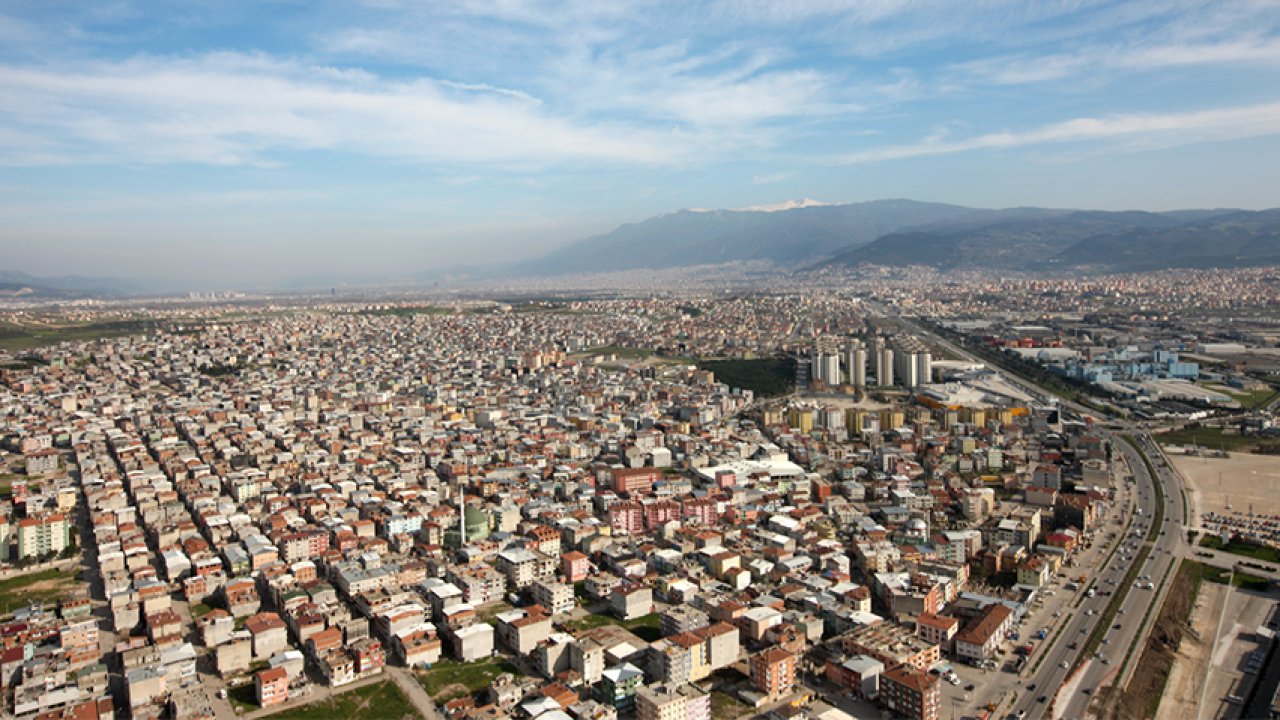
0,271,144,298
7,200,1280,294
519,200,1280,276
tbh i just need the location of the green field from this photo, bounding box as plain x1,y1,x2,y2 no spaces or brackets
1199,535,1280,564
563,611,662,641
584,345,654,359
698,357,795,397
417,657,517,700
711,691,750,720
474,601,514,623
0,474,30,496
1155,426,1260,452
0,320,155,351
0,567,82,614
353,306,454,317
1200,382,1280,410
254,679,419,720
226,683,259,713
1186,560,1272,592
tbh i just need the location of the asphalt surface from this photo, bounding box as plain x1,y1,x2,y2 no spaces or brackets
877,305,1198,719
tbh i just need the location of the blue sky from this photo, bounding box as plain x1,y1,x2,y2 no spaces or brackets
2,0,1279,287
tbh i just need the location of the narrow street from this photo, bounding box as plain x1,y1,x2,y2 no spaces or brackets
388,666,442,720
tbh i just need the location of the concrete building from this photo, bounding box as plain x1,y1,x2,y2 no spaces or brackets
533,580,575,616
636,684,711,720
255,667,289,708
16,513,70,560
749,647,796,699
881,666,940,720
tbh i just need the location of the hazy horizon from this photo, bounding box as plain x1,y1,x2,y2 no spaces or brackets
2,1,1280,287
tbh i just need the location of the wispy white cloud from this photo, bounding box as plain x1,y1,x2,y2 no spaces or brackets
0,53,687,167
955,36,1280,85
841,101,1280,163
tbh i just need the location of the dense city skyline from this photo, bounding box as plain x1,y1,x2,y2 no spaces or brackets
3,1,1280,286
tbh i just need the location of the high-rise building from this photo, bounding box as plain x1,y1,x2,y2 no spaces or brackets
750,647,796,699
895,349,920,388
851,346,867,387
877,347,894,387
17,513,70,560
916,351,933,386
821,354,841,386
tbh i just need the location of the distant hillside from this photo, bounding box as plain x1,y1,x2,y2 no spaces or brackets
1055,209,1280,271
520,199,1012,275
818,208,1280,272
517,198,1280,277
0,271,138,297
822,210,1199,270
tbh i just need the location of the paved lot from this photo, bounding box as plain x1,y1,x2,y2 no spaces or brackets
1170,450,1280,527
1158,584,1278,720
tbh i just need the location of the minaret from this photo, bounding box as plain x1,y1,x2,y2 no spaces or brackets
458,487,467,548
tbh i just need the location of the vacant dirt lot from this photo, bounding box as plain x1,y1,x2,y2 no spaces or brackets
1170,451,1280,528
1157,579,1226,720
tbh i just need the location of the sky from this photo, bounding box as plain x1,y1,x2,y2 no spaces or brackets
2,0,1280,288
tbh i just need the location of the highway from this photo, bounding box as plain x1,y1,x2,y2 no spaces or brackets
873,302,1197,719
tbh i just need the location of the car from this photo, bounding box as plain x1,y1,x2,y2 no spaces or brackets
1037,695,1048,703
1113,623,1122,629
1060,661,1069,669
965,684,975,692
1027,683,1036,691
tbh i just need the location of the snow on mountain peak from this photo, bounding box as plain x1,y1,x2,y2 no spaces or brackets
738,198,831,212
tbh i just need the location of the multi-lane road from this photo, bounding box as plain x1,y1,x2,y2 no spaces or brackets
876,303,1202,719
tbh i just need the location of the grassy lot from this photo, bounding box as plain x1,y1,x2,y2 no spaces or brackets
352,306,453,317
583,345,654,359
0,567,81,614
1200,382,1280,410
564,612,662,641
1199,535,1280,564
0,473,28,495
1185,560,1272,592
227,683,259,713
474,601,514,623
710,691,750,720
1155,426,1259,452
190,602,214,619
0,320,155,351
697,357,796,397
267,679,419,720
417,657,517,700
